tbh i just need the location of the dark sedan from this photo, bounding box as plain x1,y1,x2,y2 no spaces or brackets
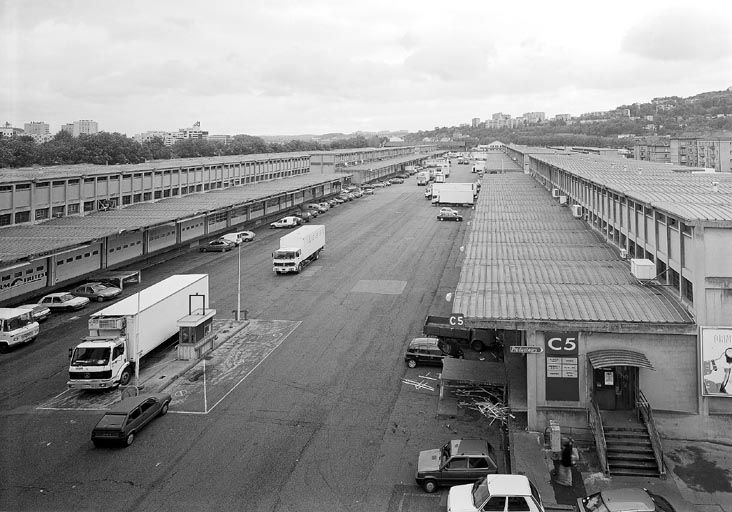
437,211,463,222
200,239,236,252
92,393,172,447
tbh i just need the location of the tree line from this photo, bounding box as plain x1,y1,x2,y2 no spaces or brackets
0,132,385,168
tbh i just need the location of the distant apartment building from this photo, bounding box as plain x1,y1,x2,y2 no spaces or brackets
553,114,572,122
633,138,671,163
471,117,481,127
670,136,732,173
23,121,53,143
167,121,209,146
68,120,99,137
523,112,546,124
61,123,74,135
1,122,21,137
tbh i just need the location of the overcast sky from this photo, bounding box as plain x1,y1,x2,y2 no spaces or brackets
2,0,732,137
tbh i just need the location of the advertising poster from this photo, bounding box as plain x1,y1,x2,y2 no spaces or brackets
701,327,732,397
544,331,579,401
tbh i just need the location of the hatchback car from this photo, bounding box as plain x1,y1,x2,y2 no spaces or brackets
447,474,545,512
389,177,404,184
362,187,374,195
577,488,676,512
270,216,300,228
416,439,498,493
16,303,51,322
405,337,461,368
317,202,331,211
71,282,123,302
200,239,236,252
91,393,172,447
38,292,90,311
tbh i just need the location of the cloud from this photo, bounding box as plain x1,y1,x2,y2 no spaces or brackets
622,9,732,61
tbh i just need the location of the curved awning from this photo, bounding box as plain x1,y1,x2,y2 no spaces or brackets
588,349,655,370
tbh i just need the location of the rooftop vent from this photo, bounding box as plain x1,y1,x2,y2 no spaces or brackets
630,258,656,280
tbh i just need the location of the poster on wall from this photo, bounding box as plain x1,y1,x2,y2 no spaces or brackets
545,331,579,401
701,327,732,397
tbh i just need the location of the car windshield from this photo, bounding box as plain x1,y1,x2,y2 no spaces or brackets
59,293,74,302
71,346,111,366
97,413,127,428
273,250,298,259
471,478,491,506
2,313,33,331
580,493,610,512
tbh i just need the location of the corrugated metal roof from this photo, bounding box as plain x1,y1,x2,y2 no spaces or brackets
0,174,345,261
532,153,732,223
453,172,693,325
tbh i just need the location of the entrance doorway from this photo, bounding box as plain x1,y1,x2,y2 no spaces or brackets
592,366,637,410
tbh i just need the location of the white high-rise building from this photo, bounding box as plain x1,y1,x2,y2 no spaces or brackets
72,120,98,137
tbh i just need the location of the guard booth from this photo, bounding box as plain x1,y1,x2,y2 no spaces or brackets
176,308,217,361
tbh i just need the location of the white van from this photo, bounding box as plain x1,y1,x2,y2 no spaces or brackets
0,307,40,351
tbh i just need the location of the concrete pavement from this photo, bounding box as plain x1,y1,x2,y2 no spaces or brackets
510,429,732,512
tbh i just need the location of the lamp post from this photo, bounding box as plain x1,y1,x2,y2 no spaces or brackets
236,241,241,321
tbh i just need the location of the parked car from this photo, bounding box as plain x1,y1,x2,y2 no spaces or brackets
390,177,404,184
15,303,51,322
437,210,464,222
295,211,313,222
200,239,236,252
416,439,498,493
352,189,363,198
338,193,352,202
317,202,330,211
440,207,459,216
38,292,90,311
219,230,255,245
327,198,339,207
333,196,346,204
577,488,676,512
71,282,123,302
404,337,462,368
370,182,385,188
447,474,546,512
270,216,300,229
91,393,172,447
362,187,374,195
308,203,327,213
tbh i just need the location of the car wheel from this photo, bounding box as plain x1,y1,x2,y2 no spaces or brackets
97,296,104,302
0,342,8,353
119,368,132,387
160,402,169,416
423,480,438,493
471,340,485,352
125,432,135,446
407,359,417,368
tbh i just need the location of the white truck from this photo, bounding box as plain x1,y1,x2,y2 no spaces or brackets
67,274,209,390
472,161,486,173
431,183,476,206
0,308,39,352
273,225,325,274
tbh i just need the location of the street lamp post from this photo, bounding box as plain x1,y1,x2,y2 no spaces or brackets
236,242,241,321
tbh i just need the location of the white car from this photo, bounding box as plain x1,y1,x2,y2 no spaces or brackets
440,207,459,216
38,292,90,311
447,474,545,512
270,216,300,229
220,230,255,245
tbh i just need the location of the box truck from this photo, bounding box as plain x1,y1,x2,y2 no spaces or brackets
68,274,209,390
0,307,39,351
431,183,475,206
273,225,325,274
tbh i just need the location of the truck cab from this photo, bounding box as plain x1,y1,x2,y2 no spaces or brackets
68,317,131,389
0,308,39,351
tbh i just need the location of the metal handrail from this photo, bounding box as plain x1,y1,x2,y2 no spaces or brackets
588,398,610,475
636,390,666,477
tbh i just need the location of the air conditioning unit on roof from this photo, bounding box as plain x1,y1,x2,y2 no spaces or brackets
571,205,583,218
630,258,656,280
559,195,568,205
552,188,560,198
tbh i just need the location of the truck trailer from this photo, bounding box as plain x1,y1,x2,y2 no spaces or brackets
67,274,209,390
431,183,476,206
273,225,325,274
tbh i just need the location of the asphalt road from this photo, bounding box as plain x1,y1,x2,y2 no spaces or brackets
0,163,485,512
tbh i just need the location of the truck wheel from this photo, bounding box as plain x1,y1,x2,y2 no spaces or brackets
423,480,438,493
407,359,417,368
125,432,135,446
438,340,455,356
297,264,302,273
471,340,485,352
119,368,132,387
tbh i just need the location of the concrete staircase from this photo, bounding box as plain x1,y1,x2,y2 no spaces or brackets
603,415,661,477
